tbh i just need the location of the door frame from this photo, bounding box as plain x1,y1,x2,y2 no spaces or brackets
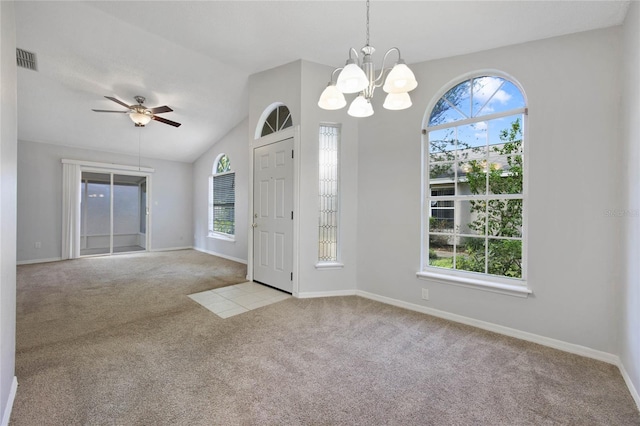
248,125,300,296
79,165,153,256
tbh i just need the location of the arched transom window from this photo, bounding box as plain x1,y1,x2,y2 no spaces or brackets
260,105,292,137
422,74,528,292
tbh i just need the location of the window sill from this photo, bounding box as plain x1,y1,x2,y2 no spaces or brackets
416,270,531,298
207,232,235,242
315,262,344,270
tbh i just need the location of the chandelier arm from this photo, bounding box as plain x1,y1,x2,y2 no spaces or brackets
330,67,343,83
372,47,402,85
373,68,390,88
348,47,360,63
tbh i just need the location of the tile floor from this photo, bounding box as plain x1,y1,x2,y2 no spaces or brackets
189,282,291,318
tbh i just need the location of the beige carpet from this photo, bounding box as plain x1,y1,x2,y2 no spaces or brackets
11,249,640,425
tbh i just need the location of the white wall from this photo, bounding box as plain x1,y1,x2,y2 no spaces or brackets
621,0,640,406
356,28,622,354
17,140,193,262
193,118,249,263
248,60,359,295
299,60,358,294
0,1,17,422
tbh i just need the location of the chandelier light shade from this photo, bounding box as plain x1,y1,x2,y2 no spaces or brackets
318,0,417,117
348,95,374,118
383,92,412,110
318,83,347,110
130,111,152,126
336,60,369,94
382,61,418,94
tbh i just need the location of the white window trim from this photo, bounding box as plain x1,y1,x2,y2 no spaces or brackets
420,72,530,296
62,159,154,173
417,270,531,298
207,231,236,242
208,155,235,239
315,262,344,270
317,123,342,265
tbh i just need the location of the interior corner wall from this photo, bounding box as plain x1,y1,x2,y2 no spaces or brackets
248,60,359,294
0,0,18,422
356,27,623,354
621,0,640,405
17,141,193,262
298,60,358,294
193,118,249,263
249,60,302,141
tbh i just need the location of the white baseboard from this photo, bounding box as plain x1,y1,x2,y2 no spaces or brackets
150,246,193,253
296,289,357,299
355,290,620,365
618,359,640,411
16,257,63,265
193,247,248,265
1,377,17,426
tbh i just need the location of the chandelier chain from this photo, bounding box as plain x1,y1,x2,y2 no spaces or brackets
366,0,370,46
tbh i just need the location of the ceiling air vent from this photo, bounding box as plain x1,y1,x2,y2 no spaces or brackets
16,48,37,71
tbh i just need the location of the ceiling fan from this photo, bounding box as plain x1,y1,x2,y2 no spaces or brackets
92,95,181,127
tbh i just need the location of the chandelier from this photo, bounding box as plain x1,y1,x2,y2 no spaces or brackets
317,0,417,117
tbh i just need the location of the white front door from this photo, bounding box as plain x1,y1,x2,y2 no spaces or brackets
252,138,294,292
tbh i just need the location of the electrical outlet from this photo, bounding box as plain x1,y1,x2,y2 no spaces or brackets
35,241,42,249
421,288,429,300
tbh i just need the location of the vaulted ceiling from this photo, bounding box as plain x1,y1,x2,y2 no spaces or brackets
15,1,630,163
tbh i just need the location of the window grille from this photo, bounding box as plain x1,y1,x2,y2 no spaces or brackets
261,105,292,137
318,124,340,262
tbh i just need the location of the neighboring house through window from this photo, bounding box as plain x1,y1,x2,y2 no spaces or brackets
422,74,529,293
209,154,235,238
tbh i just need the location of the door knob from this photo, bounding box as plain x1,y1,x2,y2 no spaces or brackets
251,223,258,228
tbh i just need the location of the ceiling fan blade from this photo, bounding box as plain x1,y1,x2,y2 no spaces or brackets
149,105,173,114
92,109,128,113
105,96,132,109
152,116,181,127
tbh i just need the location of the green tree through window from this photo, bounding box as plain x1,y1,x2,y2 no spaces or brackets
457,119,523,278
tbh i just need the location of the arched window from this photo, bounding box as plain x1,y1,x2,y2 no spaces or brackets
209,154,235,238
422,74,528,291
260,104,292,137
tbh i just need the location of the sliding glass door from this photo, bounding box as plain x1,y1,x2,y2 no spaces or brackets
80,171,149,256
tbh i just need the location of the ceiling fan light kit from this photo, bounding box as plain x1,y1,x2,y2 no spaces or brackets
318,0,418,117
92,95,181,127
129,113,152,126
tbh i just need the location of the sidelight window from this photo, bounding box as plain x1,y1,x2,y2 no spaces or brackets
317,124,341,265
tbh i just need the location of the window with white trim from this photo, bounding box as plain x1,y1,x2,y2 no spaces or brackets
318,124,340,263
423,75,527,285
209,154,235,238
